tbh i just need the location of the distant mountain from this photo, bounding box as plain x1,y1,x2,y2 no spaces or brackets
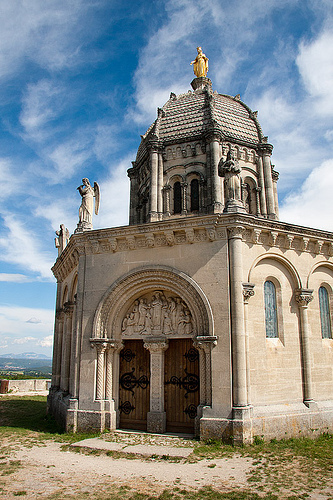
0,352,51,360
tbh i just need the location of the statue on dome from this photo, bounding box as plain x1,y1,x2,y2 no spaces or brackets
75,178,100,233
190,46,209,78
219,150,246,213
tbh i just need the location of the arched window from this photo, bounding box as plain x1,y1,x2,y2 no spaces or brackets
319,286,332,339
190,179,199,211
174,181,182,214
264,280,278,338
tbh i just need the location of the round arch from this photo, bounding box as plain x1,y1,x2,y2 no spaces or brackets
93,265,214,339
307,261,333,288
248,252,302,288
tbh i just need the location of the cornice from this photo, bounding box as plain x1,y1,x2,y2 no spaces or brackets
52,213,333,282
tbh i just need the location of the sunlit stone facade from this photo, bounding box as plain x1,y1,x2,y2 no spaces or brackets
48,76,333,443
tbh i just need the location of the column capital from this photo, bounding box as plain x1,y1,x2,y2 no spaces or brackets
227,225,245,240
144,340,169,352
90,338,122,352
295,289,314,308
242,283,255,304
257,142,273,155
63,301,75,315
194,335,218,352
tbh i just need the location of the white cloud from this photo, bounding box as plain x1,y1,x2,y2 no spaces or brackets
0,158,23,200
13,336,37,344
95,156,131,229
26,317,42,324
297,30,333,115
0,273,30,283
279,159,333,231
37,335,53,348
0,214,54,279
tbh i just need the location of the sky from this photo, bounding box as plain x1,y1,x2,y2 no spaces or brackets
0,0,332,358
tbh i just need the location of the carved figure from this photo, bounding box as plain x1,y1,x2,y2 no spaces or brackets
75,178,100,232
121,292,193,337
218,150,242,202
190,47,209,78
55,224,70,256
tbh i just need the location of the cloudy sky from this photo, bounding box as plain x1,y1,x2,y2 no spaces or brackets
0,0,332,357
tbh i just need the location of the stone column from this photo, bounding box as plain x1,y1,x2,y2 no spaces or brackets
194,336,218,406
254,187,261,216
127,164,138,225
53,309,64,388
157,152,164,217
228,226,252,444
148,141,159,222
144,340,169,433
295,289,315,408
208,132,223,213
182,182,188,215
60,302,74,393
259,143,276,219
163,185,171,216
272,168,279,219
256,156,267,217
242,283,255,406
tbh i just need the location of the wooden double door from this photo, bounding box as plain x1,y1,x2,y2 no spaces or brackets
119,339,199,433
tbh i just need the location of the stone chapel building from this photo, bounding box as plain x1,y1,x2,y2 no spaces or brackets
48,72,333,444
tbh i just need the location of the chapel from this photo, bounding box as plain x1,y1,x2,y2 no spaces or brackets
48,49,333,443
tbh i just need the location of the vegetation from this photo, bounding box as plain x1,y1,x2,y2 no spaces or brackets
0,371,51,379
0,395,332,499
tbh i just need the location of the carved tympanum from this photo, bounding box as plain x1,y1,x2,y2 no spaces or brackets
121,291,193,337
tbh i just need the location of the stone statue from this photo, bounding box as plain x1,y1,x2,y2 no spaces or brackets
75,178,100,233
55,224,70,256
218,150,246,213
191,46,209,78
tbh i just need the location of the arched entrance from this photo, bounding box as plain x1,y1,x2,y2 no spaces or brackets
91,266,216,435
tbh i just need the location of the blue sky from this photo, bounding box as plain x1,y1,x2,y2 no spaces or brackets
0,0,332,357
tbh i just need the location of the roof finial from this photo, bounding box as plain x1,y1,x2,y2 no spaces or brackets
190,46,209,77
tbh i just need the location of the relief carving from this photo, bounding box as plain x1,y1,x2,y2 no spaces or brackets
122,291,193,337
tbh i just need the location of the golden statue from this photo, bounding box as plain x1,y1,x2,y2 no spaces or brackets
190,46,209,78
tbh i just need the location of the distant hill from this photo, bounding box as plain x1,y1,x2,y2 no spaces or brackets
0,357,52,373
0,352,51,360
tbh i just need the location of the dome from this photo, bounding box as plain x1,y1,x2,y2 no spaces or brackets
136,77,264,165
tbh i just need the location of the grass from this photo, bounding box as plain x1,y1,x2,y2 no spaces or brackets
0,395,332,499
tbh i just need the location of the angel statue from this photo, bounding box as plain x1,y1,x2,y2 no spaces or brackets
190,46,209,78
74,178,100,233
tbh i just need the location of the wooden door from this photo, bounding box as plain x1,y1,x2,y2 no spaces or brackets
119,340,150,431
164,339,199,433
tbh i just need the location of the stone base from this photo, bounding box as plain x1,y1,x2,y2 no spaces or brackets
147,411,166,433
223,200,247,214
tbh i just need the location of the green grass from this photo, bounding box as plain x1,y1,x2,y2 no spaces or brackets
0,395,332,499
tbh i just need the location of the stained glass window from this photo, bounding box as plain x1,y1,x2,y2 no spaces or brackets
264,280,278,338
319,286,332,339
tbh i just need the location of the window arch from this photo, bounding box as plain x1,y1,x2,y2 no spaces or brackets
190,178,199,212
173,181,182,214
319,286,332,339
264,280,278,338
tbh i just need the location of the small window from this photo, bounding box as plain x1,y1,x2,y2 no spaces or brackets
264,280,278,338
174,182,182,214
190,179,199,211
319,286,332,339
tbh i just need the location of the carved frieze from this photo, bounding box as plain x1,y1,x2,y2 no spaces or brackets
122,291,194,338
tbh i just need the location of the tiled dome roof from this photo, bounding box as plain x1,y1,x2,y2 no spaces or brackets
135,79,263,164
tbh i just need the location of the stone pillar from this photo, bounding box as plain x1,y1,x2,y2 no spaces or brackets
53,309,64,388
295,289,315,408
242,283,255,406
228,226,252,444
96,343,107,400
256,156,267,217
208,132,223,213
259,144,276,219
157,152,164,217
164,185,171,216
254,187,261,216
127,164,138,225
148,141,159,222
60,302,74,393
194,336,218,406
272,168,279,219
144,340,169,433
182,182,188,215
